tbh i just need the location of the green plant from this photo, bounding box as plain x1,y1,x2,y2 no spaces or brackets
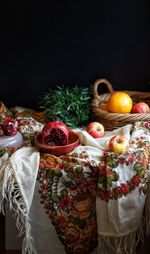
39,85,92,128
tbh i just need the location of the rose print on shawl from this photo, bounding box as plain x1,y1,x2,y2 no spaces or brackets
97,121,150,202
11,108,44,146
37,151,98,254
97,150,149,202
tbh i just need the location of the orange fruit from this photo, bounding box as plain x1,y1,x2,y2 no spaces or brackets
107,92,133,113
99,102,108,111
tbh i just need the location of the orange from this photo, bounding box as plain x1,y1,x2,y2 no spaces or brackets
99,102,108,111
107,92,133,113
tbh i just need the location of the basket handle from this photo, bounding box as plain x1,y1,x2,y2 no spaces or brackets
93,79,114,99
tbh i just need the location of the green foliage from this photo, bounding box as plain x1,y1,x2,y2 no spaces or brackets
39,85,92,128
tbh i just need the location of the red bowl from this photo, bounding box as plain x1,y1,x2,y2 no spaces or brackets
34,131,80,156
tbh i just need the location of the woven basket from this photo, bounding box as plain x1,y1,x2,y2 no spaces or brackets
91,78,150,131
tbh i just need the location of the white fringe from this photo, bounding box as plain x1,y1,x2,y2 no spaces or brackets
0,161,34,254
97,226,144,254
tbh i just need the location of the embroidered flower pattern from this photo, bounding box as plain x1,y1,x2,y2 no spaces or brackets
38,153,98,254
97,122,150,202
13,110,44,146
97,150,149,202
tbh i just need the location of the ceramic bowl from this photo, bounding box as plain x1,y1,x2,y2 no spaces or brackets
34,131,79,156
0,132,23,148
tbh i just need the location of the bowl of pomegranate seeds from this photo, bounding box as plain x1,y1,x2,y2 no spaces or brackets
0,119,23,148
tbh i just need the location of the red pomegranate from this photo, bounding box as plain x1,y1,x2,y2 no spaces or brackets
1,121,18,136
41,121,69,146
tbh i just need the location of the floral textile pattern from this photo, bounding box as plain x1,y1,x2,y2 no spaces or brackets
97,149,149,202
12,108,44,147
37,121,150,252
38,151,98,254
97,121,150,202
131,121,150,134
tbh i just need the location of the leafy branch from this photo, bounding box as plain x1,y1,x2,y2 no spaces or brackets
39,85,92,128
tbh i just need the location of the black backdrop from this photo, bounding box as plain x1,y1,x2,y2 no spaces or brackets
1,0,150,109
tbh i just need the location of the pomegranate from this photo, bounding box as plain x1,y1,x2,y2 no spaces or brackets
41,121,69,146
1,121,18,136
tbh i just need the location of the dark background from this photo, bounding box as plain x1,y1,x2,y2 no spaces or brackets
1,0,150,109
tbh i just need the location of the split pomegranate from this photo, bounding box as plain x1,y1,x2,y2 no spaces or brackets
41,121,69,146
1,121,18,136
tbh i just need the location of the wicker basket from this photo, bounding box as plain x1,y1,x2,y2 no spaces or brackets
91,78,150,131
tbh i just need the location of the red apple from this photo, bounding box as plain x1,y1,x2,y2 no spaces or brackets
131,102,150,113
86,122,104,138
109,135,129,155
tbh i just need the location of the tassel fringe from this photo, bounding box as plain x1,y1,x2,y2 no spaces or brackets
97,226,144,254
0,161,34,254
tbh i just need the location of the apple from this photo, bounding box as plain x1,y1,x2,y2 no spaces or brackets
131,102,150,113
86,122,104,138
109,135,129,155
